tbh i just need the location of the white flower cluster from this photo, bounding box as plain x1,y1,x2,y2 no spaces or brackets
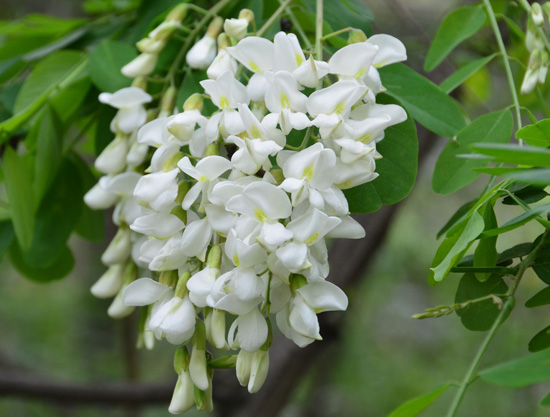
85,6,407,414
521,2,550,94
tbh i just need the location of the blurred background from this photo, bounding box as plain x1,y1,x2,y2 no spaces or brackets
1,0,549,416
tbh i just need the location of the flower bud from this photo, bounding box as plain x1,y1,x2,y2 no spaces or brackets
108,262,138,318
207,308,227,350
269,168,284,185
101,227,132,266
189,321,209,391
544,2,550,20
149,20,179,41
193,368,213,412
166,3,188,23
532,2,544,26
186,35,217,70
95,134,128,174
84,182,118,209
137,307,155,350
223,18,249,40
207,48,238,80
207,16,223,39
175,271,191,298
91,264,125,298
183,93,204,112
159,86,177,117
122,53,158,78
236,349,253,386
169,371,195,414
205,142,219,157
162,151,184,172
159,270,179,287
248,349,269,393
349,29,367,44
126,139,149,168
137,37,167,54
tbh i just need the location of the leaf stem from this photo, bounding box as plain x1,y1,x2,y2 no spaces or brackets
315,0,323,61
483,0,522,131
445,229,549,417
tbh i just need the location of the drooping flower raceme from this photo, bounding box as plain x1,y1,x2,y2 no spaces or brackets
85,4,408,413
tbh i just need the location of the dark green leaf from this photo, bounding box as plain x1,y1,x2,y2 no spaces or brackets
440,54,497,94
480,350,550,388
529,326,550,352
95,105,117,155
533,235,550,285
388,384,450,417
497,242,533,264
470,143,550,167
380,63,467,138
479,204,550,238
425,5,487,72
345,95,418,213
0,58,26,84
2,147,34,250
50,77,91,126
0,221,14,258
455,273,509,331
33,105,63,203
502,185,548,205
433,109,513,194
474,204,498,282
14,50,86,114
9,241,74,283
526,287,550,308
21,158,84,268
516,118,550,148
541,392,550,407
429,211,485,284
89,40,137,93
504,169,550,187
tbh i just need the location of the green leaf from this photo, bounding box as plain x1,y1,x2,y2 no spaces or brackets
380,63,467,138
526,287,550,308
89,40,136,93
497,242,533,264
541,392,550,407
470,143,550,167
440,54,497,94
14,50,86,114
516,118,550,148
95,105,117,155
33,105,63,203
388,384,450,417
433,109,513,194
429,211,485,284
479,204,550,238
533,235,550,285
20,158,84,268
2,147,35,250
50,77,91,126
0,221,14,258
502,185,548,206
504,169,550,187
474,204,498,282
72,154,104,242
425,5,487,72
480,350,550,388
455,273,509,331
9,241,74,283
345,95,418,213
437,200,476,239
530,326,550,352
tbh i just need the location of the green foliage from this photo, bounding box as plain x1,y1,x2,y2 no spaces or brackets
387,384,450,417
525,287,550,308
379,63,467,138
440,54,497,94
9,242,75,283
473,204,498,282
425,5,487,72
469,143,550,167
345,95,418,213
516,119,550,147
480,350,550,388
89,41,136,93
432,109,513,194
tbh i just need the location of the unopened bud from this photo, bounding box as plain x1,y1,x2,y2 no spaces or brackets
175,181,191,205
207,16,224,38
206,245,222,269
101,227,132,266
532,2,544,26
269,168,284,185
131,77,147,90
205,142,219,156
236,349,253,386
175,271,191,298
159,86,177,117
137,37,166,54
183,93,204,111
95,133,128,174
349,29,367,44
248,349,269,393
224,17,249,40
166,3,188,23
239,9,254,23
91,264,124,298
122,53,158,78
169,350,195,415
529,49,542,69
159,270,178,287
189,321,209,391
217,33,232,50
162,151,184,171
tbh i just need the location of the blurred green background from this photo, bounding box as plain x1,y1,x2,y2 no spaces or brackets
1,0,550,416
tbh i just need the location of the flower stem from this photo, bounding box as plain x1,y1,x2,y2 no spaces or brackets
257,0,293,37
315,0,324,61
278,0,312,49
444,229,548,417
483,0,522,130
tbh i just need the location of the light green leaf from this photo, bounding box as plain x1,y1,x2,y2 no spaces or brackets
50,77,91,126
504,169,550,186
14,50,86,114
345,95,418,213
470,143,550,167
440,54,497,94
516,119,550,148
541,392,550,407
425,5,486,72
433,109,513,194
474,204,498,282
455,274,508,331
2,147,34,251
89,40,136,93
479,204,550,238
388,384,450,417
429,211,485,284
379,63,467,138
480,350,550,388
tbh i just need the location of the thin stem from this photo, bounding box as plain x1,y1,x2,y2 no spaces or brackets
279,1,312,49
483,0,522,130
445,229,549,417
257,0,293,37
321,27,351,42
315,0,323,61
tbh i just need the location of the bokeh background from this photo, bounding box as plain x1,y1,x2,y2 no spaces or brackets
1,0,549,416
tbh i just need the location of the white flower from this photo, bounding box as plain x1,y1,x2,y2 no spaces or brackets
328,42,379,79
207,48,238,80
180,217,213,262
133,168,180,211
187,35,217,70
99,87,152,134
208,267,265,315
187,266,219,307
131,211,185,239
84,179,119,210
248,349,269,393
367,34,407,67
224,18,249,40
228,307,268,352
101,227,132,266
121,53,158,78
94,134,128,175
149,295,196,345
91,264,125,298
